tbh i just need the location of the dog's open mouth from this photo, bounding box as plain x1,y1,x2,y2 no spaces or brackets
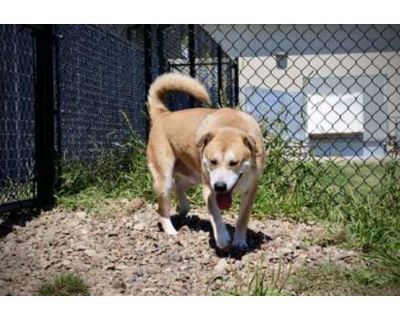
216,191,233,210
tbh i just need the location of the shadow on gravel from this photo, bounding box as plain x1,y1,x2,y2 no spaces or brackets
170,214,273,260
0,208,40,238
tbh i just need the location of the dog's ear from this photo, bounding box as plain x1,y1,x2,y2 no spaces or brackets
243,134,259,155
196,132,215,149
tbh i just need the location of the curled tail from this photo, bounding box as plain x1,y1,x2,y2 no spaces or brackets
147,73,211,120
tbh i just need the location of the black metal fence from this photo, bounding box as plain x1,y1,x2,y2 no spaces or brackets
55,25,147,161
144,25,237,110
0,24,236,214
0,25,37,212
1,24,400,214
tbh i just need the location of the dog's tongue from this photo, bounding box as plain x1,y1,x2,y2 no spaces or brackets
216,192,233,210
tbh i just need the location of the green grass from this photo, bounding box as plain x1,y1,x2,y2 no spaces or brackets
38,274,90,296
56,133,154,211
56,132,400,292
289,263,400,295
221,261,400,296
225,262,291,296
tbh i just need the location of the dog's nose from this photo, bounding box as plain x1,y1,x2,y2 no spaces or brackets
214,182,227,193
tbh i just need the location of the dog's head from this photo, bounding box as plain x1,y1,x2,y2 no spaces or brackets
196,128,258,210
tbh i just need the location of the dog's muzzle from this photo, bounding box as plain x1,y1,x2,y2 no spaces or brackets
215,173,243,210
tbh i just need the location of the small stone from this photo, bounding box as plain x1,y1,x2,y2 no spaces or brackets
105,264,116,270
127,198,146,213
310,245,322,253
235,260,244,270
214,258,228,274
108,255,119,263
84,249,97,257
115,265,128,271
125,222,134,229
112,279,127,289
74,243,87,251
75,211,87,219
226,262,237,273
134,223,145,231
269,257,280,263
295,240,303,250
62,259,71,267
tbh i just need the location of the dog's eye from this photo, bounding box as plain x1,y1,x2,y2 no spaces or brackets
210,159,218,165
229,160,239,167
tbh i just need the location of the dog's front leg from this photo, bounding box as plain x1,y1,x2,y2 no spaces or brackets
203,185,231,250
232,185,258,250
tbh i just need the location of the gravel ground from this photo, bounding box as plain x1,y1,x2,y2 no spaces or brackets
0,199,359,295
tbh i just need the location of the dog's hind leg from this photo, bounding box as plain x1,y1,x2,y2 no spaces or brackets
147,145,177,235
175,178,192,216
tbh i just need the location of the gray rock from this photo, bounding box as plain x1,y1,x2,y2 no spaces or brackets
112,279,127,289
115,265,128,271
84,249,97,257
214,258,228,274
62,259,71,267
295,240,303,250
75,211,87,219
0,202,360,295
104,264,116,270
73,242,87,251
108,255,119,263
133,223,145,231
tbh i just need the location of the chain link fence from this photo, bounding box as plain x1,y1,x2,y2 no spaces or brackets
204,25,400,157
202,25,400,204
0,25,37,211
1,24,400,214
55,24,147,161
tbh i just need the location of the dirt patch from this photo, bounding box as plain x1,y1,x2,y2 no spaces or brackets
0,200,360,295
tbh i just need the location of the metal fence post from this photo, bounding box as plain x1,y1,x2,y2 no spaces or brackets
143,25,153,138
233,57,239,106
217,45,223,106
188,25,196,107
188,25,196,79
34,25,56,210
157,25,165,74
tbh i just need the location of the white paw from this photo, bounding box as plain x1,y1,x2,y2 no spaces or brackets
160,217,178,235
215,228,231,249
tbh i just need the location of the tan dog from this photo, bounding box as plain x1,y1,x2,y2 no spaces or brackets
146,73,265,250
